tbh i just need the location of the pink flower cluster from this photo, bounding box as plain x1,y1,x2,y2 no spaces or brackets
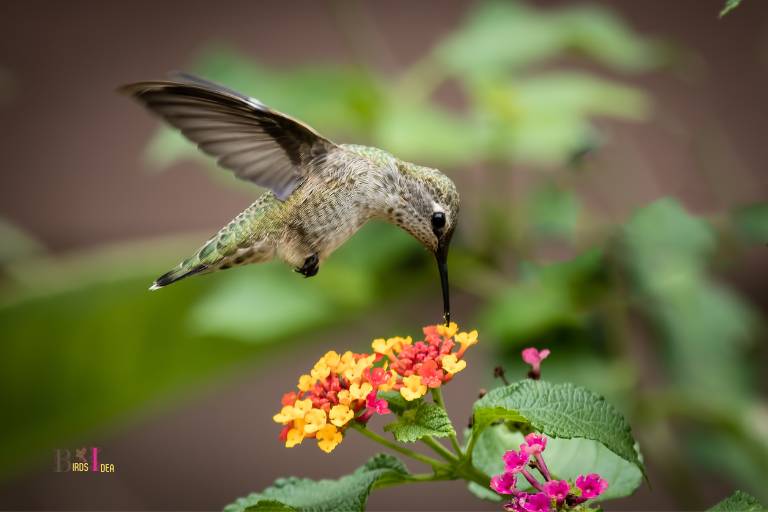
490,433,608,512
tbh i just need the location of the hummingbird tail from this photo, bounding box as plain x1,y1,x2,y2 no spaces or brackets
149,264,208,291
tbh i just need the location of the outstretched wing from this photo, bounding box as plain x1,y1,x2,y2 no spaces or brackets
120,73,337,200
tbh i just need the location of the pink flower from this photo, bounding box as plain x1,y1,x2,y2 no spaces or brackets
522,433,547,455
503,492,530,512
575,473,608,499
365,391,391,415
521,348,550,378
490,472,518,495
503,449,530,473
522,492,552,512
543,480,569,503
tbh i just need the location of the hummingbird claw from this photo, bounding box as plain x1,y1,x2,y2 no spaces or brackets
296,253,319,278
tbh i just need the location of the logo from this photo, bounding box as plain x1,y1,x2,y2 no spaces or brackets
53,447,116,473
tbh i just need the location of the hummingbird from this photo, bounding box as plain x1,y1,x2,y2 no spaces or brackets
121,73,459,322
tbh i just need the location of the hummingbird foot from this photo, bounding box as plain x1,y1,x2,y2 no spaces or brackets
295,253,319,278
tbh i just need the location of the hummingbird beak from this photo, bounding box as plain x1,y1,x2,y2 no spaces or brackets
435,241,451,325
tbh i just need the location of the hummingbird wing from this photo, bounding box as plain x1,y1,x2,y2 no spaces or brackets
120,73,337,200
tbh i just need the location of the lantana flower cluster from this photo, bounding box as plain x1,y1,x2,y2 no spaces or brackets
490,434,608,512
273,322,478,453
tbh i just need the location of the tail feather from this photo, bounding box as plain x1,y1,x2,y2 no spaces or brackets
149,264,208,290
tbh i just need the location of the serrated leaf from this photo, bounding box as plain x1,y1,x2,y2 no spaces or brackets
224,454,410,512
472,380,643,474
708,490,764,511
384,401,455,443
470,424,642,501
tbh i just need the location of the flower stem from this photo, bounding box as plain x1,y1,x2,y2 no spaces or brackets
431,388,464,457
373,472,452,490
421,436,460,463
350,423,446,470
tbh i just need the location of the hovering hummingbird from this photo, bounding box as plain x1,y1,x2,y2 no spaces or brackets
121,74,459,322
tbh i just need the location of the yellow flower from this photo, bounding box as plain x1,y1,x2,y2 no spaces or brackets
371,338,389,354
329,404,354,427
323,350,340,370
455,329,479,355
303,408,327,434
292,398,312,419
441,354,467,375
437,322,459,338
311,361,331,381
373,336,413,355
298,374,314,392
400,375,427,401
337,389,352,406
316,424,343,453
286,428,304,448
344,355,375,382
349,381,373,401
388,336,412,352
286,418,306,448
337,351,356,374
273,405,295,425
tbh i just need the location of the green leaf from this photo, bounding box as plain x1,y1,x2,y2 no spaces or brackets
472,72,649,166
436,1,663,77
526,185,582,240
224,454,410,512
470,424,642,501
620,199,756,401
480,249,606,343
0,217,44,268
708,490,764,511
377,390,410,415
720,0,743,18
384,401,456,443
373,100,479,168
472,380,643,474
731,202,768,244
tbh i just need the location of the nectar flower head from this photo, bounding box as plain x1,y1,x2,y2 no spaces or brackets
274,323,477,452
491,472,518,495
493,434,609,512
575,473,608,499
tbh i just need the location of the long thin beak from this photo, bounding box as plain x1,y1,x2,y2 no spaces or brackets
436,242,451,325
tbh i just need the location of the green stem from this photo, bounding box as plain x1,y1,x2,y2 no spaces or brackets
373,472,452,490
421,436,460,463
464,429,479,464
431,388,464,457
350,423,447,470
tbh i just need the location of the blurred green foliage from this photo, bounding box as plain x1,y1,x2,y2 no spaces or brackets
1,0,765,508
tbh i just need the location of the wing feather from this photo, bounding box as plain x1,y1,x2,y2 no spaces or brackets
120,73,336,200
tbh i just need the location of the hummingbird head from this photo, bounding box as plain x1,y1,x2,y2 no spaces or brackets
394,163,460,324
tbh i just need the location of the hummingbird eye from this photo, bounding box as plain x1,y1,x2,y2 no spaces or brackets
431,211,446,232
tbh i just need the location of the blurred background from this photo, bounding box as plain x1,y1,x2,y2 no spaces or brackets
1,0,766,510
